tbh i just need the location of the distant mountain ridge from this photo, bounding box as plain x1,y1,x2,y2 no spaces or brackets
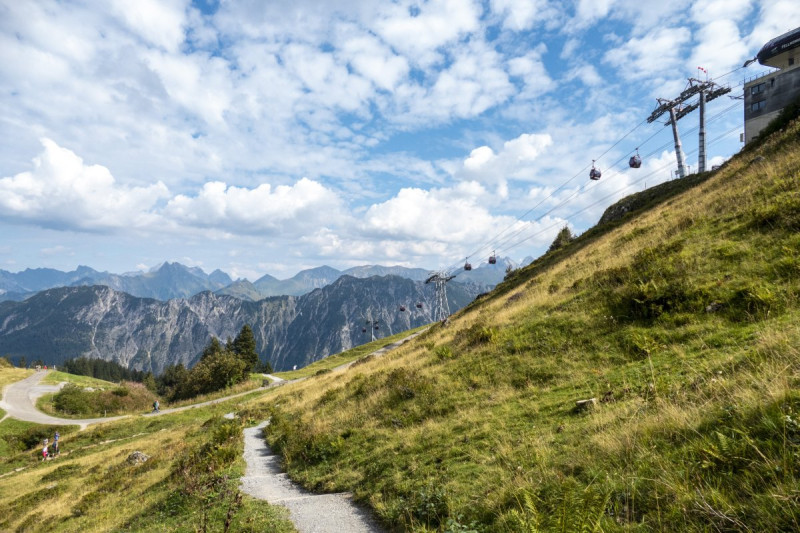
0,275,480,372
1,261,511,303
0,262,232,302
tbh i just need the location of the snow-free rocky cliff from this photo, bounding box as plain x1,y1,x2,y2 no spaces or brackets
0,275,478,372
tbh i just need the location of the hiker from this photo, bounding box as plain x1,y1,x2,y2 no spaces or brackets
53,431,60,455
153,400,159,413
42,442,48,461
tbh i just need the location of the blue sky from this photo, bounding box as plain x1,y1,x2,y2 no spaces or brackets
1,0,797,280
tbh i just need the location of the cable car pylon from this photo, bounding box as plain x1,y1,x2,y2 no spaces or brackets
425,271,455,322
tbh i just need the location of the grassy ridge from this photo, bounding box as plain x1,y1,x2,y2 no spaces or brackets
275,324,429,380
256,121,800,531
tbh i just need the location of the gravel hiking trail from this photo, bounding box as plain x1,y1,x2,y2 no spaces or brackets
241,421,384,533
237,330,430,531
0,371,277,429
0,371,127,429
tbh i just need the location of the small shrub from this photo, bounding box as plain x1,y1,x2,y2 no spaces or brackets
457,323,499,346
433,345,455,360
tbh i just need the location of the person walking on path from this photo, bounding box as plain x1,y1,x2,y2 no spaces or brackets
153,400,159,413
42,442,48,461
53,431,60,455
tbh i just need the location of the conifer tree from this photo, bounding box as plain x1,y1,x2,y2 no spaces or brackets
547,225,575,253
232,324,259,370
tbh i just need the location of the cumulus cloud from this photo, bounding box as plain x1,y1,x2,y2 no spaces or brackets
490,0,560,31
0,139,168,231
689,19,750,77
461,132,553,188
164,177,346,235
603,26,692,80
508,46,555,97
374,0,481,68
363,182,508,243
110,0,189,53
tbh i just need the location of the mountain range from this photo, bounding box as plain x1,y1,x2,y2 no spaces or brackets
0,259,515,303
0,274,481,372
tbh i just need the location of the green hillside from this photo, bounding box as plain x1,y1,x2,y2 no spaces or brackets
255,120,800,531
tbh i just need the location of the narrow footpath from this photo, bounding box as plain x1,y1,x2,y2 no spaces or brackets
241,421,384,533
237,330,430,532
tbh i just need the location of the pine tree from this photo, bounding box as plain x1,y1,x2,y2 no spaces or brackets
548,225,575,253
232,324,259,371
201,337,223,361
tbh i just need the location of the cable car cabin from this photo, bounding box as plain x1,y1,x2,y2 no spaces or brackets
374,325,380,330
362,327,367,333
589,160,601,180
488,254,497,265
399,305,406,312
464,261,472,271
416,303,423,309
629,152,642,168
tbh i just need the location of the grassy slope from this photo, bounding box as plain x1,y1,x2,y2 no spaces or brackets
0,369,296,532
276,324,429,380
256,122,800,531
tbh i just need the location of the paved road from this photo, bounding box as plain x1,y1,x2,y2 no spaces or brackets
0,372,127,429
241,422,384,533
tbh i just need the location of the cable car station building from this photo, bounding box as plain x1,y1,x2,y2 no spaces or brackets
744,26,800,144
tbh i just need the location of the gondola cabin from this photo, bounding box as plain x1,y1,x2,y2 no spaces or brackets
464,259,472,271
590,160,601,180
399,305,406,312
416,303,423,309
629,150,642,168
488,252,497,265
362,327,367,333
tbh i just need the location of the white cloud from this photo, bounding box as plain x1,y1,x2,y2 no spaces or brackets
339,31,410,92
393,40,515,123
689,0,753,23
746,1,800,55
566,64,604,87
363,183,502,242
508,46,555,96
461,132,553,186
573,0,617,29
164,178,346,235
375,0,482,67
0,139,168,231
603,27,692,80
689,19,750,77
110,0,189,53
490,0,560,31
40,245,72,257
144,50,234,124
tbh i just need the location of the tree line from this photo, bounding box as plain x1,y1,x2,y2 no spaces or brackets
49,324,273,402
156,324,272,401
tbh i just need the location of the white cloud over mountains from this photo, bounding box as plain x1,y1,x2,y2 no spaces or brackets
0,0,790,276
0,139,168,231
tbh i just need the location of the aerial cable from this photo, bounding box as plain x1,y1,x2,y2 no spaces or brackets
495,123,742,256
447,118,652,272
442,98,740,274
495,125,742,256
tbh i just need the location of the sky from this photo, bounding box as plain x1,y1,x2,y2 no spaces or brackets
1,0,798,281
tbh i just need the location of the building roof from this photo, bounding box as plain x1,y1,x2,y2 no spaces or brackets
758,26,800,66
